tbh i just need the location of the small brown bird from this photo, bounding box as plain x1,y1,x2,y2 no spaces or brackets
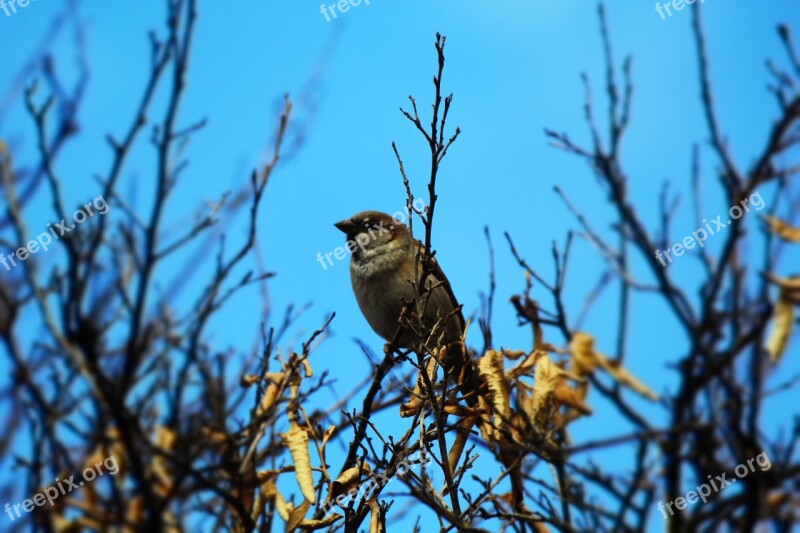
334,210,464,350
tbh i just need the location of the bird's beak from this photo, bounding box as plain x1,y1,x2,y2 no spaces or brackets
334,218,357,235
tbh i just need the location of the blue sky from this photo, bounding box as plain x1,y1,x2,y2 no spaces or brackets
1,0,798,529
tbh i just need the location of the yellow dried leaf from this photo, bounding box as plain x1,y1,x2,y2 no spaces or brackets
762,215,800,241
764,274,800,303
478,350,510,432
368,498,383,533
320,424,336,452
257,382,281,417
297,514,343,528
274,489,290,521
477,395,496,444
240,374,260,387
448,416,476,475
400,358,438,417
502,349,527,360
282,423,316,504
330,463,370,500
766,293,795,364
286,499,312,530
595,355,659,401
509,349,546,377
531,354,564,421
257,469,281,483
400,395,421,418
554,385,592,415
442,402,478,416
571,332,599,376
301,357,313,378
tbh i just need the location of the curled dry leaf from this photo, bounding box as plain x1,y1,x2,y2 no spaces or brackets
286,499,312,531
400,357,439,417
478,350,510,436
766,291,795,364
257,376,283,418
762,215,800,242
240,374,260,387
449,415,477,475
329,463,371,501
570,332,599,376
531,354,579,425
478,395,496,444
274,488,290,522
282,423,316,504
570,332,659,401
295,514,343,530
301,357,314,378
320,424,336,452
509,349,547,378
554,384,592,415
598,357,659,400
368,498,384,533
764,273,800,303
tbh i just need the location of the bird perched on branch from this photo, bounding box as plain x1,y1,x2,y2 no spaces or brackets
334,210,464,350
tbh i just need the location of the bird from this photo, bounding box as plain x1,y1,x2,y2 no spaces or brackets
333,210,464,351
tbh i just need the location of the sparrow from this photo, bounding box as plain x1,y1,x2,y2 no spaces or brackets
334,210,464,350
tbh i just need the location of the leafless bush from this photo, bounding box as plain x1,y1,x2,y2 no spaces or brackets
0,2,798,532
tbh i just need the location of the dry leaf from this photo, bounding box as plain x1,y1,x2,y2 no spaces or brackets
478,350,510,434
596,355,659,401
571,332,599,376
766,292,795,364
762,215,800,241
448,416,476,476
531,354,567,422
282,423,316,504
554,385,592,415
329,463,371,500
241,374,260,387
286,499,312,531
368,498,383,533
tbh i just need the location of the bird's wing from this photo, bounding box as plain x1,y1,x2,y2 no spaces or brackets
416,240,466,333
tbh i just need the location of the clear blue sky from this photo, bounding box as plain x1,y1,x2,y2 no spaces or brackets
1,0,798,530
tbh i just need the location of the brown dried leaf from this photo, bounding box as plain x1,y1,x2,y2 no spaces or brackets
282,423,316,504
571,332,599,376
478,350,510,432
368,498,383,533
762,215,800,241
531,354,565,421
554,384,592,415
448,416,477,475
764,273,800,302
320,424,336,452
329,463,371,500
766,292,795,364
241,374,260,387
596,355,659,401
286,499,312,531
257,382,281,418
509,349,546,377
